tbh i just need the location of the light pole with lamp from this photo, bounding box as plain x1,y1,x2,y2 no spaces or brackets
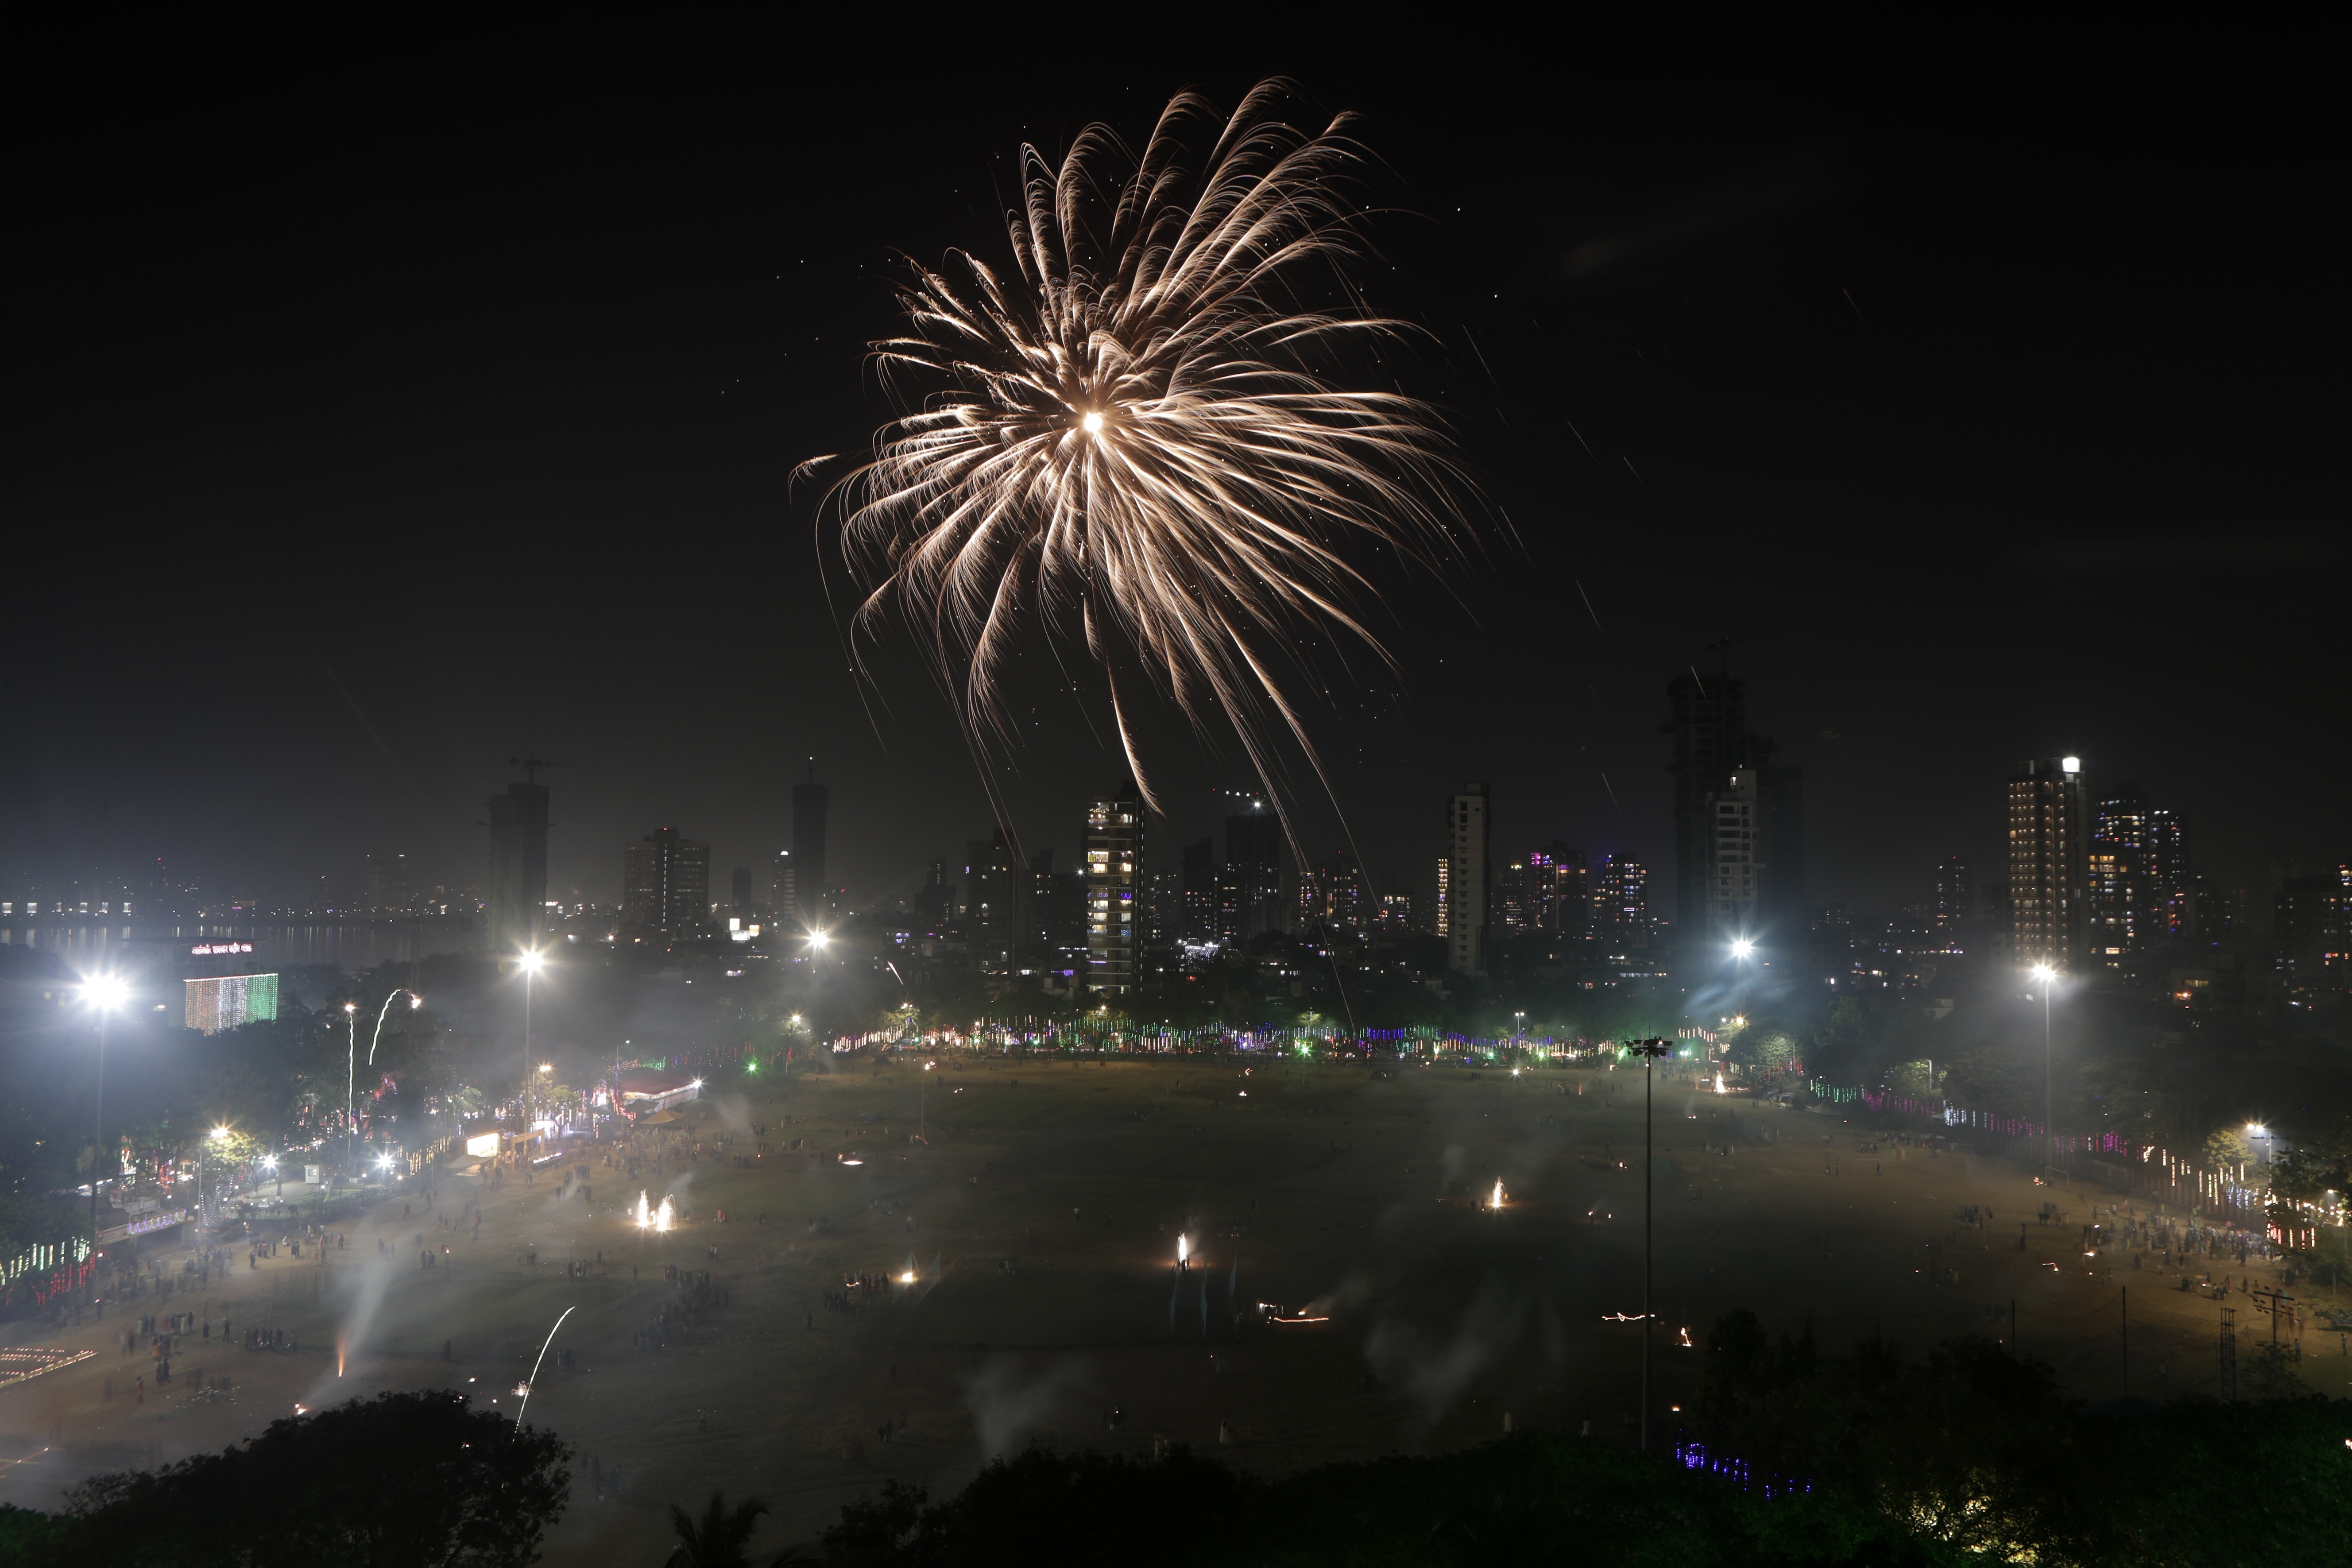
921,1059,934,1141
1627,1037,1673,1452
79,975,129,1294
805,929,830,1055
342,1002,360,1183
2031,964,2058,1173
518,950,545,1171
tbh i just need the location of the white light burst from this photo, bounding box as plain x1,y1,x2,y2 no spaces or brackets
812,80,1470,813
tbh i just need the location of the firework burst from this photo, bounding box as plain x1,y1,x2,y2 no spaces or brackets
809,80,1473,817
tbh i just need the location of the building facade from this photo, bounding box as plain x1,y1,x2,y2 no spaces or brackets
1224,805,1285,938
1664,672,1802,958
1933,854,1970,937
1445,782,1490,977
486,776,549,957
1085,781,1144,994
792,773,829,925
1701,768,1761,951
622,827,710,936
1591,854,1649,951
2008,757,2088,972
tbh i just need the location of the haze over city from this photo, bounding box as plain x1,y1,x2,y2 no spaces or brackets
0,22,2343,1567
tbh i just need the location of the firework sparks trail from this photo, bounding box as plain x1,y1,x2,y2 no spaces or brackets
808,80,1474,817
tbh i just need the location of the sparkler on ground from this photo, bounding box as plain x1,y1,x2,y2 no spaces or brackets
634,1190,675,1233
808,80,1473,817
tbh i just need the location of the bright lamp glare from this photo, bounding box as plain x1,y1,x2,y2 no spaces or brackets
807,931,830,949
210,1126,229,1142
519,950,545,974
81,975,129,1011
1730,939,1754,958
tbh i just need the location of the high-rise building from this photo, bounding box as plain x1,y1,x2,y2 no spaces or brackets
1085,781,1144,995
1760,764,1806,933
1300,849,1366,933
2088,784,2151,967
921,857,954,927
964,832,1020,968
1225,804,1285,938
2008,757,2088,972
486,774,550,957
1531,845,1588,937
729,867,753,910
364,851,410,913
1933,855,1970,935
2275,868,2351,979
622,828,711,936
770,849,798,928
792,770,829,924
1180,839,1216,941
1326,850,1365,932
2147,808,2190,938
1664,672,1800,956
1497,858,1533,933
1701,769,1761,950
1445,783,1490,976
1144,867,1183,946
2182,875,2229,941
1024,848,1087,967
1591,854,1648,950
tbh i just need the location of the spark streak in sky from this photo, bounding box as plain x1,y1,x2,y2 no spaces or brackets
811,81,1470,814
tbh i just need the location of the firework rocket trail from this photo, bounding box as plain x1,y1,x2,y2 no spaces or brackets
807,80,1473,820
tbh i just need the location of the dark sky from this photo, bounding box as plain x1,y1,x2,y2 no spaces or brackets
6,31,2341,923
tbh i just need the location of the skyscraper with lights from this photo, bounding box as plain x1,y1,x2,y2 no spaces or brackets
1445,782,1490,977
2008,757,2088,972
1085,780,1144,994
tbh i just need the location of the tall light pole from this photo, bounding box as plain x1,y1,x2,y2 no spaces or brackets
343,1002,360,1181
805,930,829,1053
80,975,128,1286
2031,964,2057,1173
518,950,545,1167
921,1059,933,1141
1628,1037,1672,1453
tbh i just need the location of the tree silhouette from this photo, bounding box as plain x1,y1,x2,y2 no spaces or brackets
665,1491,782,1568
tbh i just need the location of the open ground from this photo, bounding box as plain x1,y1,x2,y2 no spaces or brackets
0,1052,2330,1563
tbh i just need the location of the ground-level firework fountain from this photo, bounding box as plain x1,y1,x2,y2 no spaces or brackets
633,1190,675,1233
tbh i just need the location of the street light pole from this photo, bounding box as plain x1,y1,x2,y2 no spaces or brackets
80,976,128,1295
1629,1038,1672,1453
2032,964,2057,1174
344,1002,360,1182
519,949,545,1170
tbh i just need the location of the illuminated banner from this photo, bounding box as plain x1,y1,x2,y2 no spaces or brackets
464,1133,500,1159
190,941,255,956
184,973,280,1034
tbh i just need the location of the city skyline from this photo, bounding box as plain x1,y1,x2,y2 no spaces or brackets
7,54,2341,930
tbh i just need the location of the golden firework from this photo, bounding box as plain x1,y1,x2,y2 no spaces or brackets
811,81,1470,814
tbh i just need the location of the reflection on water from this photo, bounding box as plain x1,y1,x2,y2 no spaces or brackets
0,922,478,974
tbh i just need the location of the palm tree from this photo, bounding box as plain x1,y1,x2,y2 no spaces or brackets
665,1491,771,1568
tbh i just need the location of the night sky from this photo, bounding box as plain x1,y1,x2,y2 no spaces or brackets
7,34,2340,923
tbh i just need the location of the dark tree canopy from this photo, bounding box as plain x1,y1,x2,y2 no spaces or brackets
64,1390,569,1568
